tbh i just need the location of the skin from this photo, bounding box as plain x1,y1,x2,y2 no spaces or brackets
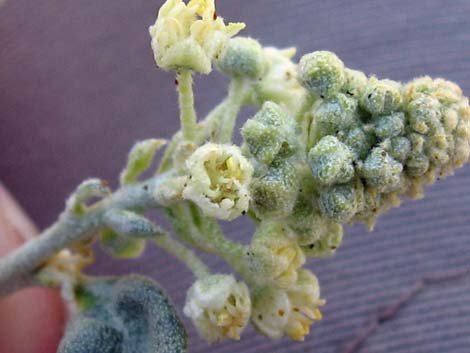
0,183,65,353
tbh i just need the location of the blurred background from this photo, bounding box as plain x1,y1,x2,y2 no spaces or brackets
1,0,470,352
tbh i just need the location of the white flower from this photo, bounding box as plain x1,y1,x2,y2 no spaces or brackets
251,269,324,341
149,0,245,74
184,274,251,343
183,143,253,220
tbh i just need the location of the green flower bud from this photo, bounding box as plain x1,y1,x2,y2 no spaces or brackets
341,68,368,98
241,102,297,165
408,132,426,154
319,183,360,222
248,221,305,288
360,77,402,116
308,136,355,186
298,51,345,98
373,112,405,139
341,127,376,160
216,37,267,79
250,158,300,218
360,148,403,192
387,136,411,162
405,153,430,177
311,93,359,139
301,223,343,258
183,274,251,343
407,95,442,134
286,197,332,246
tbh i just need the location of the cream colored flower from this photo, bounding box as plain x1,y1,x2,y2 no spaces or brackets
248,221,305,288
284,269,325,340
250,47,307,115
183,143,253,220
183,274,251,343
251,269,324,341
149,0,245,74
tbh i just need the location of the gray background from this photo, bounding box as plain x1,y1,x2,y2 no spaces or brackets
1,0,470,352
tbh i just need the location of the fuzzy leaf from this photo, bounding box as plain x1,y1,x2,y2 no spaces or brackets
59,275,187,353
103,209,166,238
120,139,166,185
100,228,146,259
66,179,111,215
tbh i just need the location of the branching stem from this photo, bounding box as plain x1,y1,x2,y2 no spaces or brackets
0,172,173,298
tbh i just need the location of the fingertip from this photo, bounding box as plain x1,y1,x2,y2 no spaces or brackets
0,287,66,353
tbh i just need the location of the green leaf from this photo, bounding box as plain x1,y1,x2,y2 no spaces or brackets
120,139,166,185
66,179,111,215
103,209,166,239
100,228,145,259
59,275,187,353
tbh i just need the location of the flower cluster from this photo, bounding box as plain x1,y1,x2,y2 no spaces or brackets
296,51,470,228
50,2,470,351
149,0,245,74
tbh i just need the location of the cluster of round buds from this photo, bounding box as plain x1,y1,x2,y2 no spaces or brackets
297,51,470,228
251,269,324,341
182,143,253,220
271,164,344,258
149,0,245,74
183,274,251,343
242,102,302,219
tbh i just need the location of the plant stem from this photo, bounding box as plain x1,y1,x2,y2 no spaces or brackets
216,78,249,143
295,93,315,124
177,70,197,141
154,235,209,279
0,172,173,298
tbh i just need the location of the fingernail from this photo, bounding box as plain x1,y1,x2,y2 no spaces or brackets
0,182,38,255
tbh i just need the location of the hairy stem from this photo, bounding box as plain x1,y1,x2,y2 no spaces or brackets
177,70,197,141
154,235,210,279
0,172,173,298
157,132,181,174
216,78,249,143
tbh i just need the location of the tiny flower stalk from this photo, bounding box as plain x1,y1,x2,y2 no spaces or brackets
153,234,210,279
176,70,198,141
1,1,470,352
215,78,251,143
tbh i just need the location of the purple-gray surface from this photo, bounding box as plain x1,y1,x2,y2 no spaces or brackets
1,0,470,352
